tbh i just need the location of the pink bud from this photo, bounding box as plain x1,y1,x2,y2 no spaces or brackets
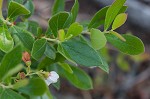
22,52,31,66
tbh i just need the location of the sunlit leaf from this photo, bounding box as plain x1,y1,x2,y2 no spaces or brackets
112,13,127,30
66,22,83,38
104,0,126,30
90,28,107,50
0,26,14,53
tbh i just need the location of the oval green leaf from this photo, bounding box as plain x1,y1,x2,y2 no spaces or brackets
112,13,127,30
88,6,109,29
44,43,56,60
49,12,69,37
31,39,47,60
105,33,145,55
0,26,14,53
8,1,30,18
11,26,35,50
59,39,105,67
66,22,83,38
90,28,107,50
59,62,73,74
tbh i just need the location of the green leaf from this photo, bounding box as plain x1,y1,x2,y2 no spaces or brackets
0,26,14,53
37,27,42,38
11,26,35,50
3,64,23,81
57,44,76,64
31,39,47,60
27,21,39,36
79,35,91,46
88,6,109,29
0,89,25,99
30,89,53,99
71,0,79,23
0,45,22,81
58,40,109,73
41,90,53,99
90,28,107,50
66,22,83,38
58,65,93,90
112,13,127,30
13,79,29,89
59,62,73,74
16,22,28,29
63,13,72,28
104,0,126,30
0,87,2,93
7,0,23,4
45,27,52,36
0,50,4,62
97,51,109,73
119,6,128,14
38,57,54,70
44,43,56,60
59,39,104,67
18,78,47,96
8,1,30,18
88,5,127,29
52,0,65,15
55,53,67,63
105,33,145,55
24,0,34,18
110,31,126,41
49,12,69,37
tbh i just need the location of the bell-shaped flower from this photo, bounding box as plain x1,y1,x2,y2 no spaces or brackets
45,71,59,86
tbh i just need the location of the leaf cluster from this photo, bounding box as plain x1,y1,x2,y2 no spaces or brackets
0,0,144,98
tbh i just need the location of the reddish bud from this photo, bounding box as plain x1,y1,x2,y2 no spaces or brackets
17,72,26,80
22,52,31,66
13,22,16,25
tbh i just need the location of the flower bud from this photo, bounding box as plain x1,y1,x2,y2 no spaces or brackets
45,71,59,86
17,72,26,80
22,51,31,67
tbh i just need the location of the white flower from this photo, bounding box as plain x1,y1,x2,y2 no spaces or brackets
45,71,59,86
